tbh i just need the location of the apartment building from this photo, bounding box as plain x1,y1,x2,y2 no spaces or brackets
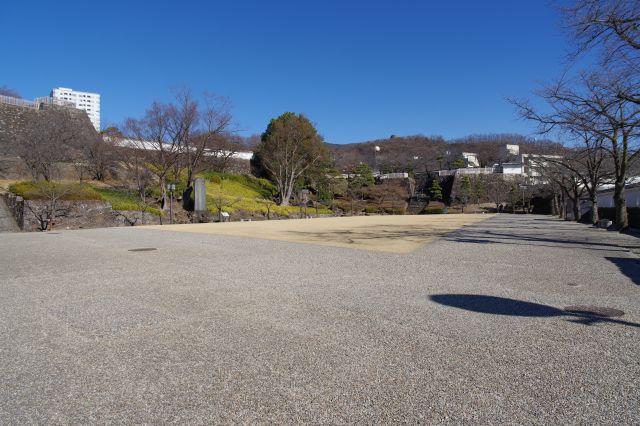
50,87,100,130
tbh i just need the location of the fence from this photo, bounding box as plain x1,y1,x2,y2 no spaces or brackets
0,94,75,110
0,94,37,109
438,167,497,177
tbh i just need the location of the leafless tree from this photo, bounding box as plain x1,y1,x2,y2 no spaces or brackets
23,183,77,231
84,132,118,181
513,71,640,228
484,174,512,210
534,132,613,223
563,0,640,67
530,155,586,220
123,102,183,210
124,89,234,211
209,180,241,221
113,199,156,226
257,198,276,219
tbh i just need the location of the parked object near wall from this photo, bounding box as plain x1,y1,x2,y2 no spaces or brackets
598,207,640,229
596,219,613,229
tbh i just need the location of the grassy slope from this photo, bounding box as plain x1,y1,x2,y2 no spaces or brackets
9,181,161,216
8,173,332,219
200,173,332,217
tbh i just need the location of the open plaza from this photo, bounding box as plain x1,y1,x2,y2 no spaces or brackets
1,214,639,423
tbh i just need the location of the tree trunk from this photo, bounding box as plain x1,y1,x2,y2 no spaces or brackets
590,194,599,225
614,180,628,230
182,186,194,211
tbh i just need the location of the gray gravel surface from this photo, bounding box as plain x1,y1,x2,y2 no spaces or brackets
0,215,639,424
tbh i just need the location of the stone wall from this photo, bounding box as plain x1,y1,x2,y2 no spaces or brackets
0,102,98,156
3,192,24,228
2,192,160,231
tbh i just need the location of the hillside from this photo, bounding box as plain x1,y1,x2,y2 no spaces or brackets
200,172,332,219
327,133,562,172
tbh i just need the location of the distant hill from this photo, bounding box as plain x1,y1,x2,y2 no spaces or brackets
327,133,562,173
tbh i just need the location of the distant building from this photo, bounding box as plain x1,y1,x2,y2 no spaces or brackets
499,163,524,175
461,152,480,168
50,87,100,131
597,178,640,208
500,144,520,161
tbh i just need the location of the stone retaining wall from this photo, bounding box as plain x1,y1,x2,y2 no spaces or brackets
2,192,160,231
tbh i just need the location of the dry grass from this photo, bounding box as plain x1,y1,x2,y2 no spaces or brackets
146,214,493,253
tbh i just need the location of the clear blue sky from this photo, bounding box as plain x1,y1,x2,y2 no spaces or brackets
1,1,570,144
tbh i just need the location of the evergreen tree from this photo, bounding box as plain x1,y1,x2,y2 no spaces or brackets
429,179,443,201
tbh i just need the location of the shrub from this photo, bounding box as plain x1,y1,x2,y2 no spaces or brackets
424,207,444,214
9,181,102,201
384,208,406,215
94,187,161,216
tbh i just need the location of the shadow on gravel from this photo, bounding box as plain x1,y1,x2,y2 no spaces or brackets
430,294,640,328
606,257,640,286
445,229,640,253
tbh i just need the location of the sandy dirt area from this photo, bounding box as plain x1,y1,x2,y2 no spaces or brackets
146,214,493,253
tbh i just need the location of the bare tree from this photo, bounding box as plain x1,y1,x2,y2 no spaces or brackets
531,155,586,221
123,102,183,210
534,132,613,223
209,180,241,221
23,183,78,231
84,132,118,181
513,71,640,229
124,89,234,211
257,198,276,219
484,174,512,210
563,0,640,67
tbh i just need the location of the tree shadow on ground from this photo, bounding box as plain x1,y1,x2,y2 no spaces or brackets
429,294,640,328
286,225,446,245
445,228,640,253
606,257,640,286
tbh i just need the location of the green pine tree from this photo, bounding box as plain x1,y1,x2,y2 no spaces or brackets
429,179,443,201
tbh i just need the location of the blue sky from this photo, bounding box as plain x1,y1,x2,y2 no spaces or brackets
1,1,570,143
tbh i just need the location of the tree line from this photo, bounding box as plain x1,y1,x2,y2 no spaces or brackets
512,0,640,230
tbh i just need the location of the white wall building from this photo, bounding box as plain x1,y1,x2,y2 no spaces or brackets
500,163,524,175
500,144,520,161
597,179,640,208
461,152,480,168
51,87,101,131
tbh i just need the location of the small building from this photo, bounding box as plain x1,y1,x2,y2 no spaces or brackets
597,179,640,208
500,163,523,175
500,144,520,161
461,152,480,168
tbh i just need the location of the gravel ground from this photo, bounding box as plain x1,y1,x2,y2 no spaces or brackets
0,214,639,424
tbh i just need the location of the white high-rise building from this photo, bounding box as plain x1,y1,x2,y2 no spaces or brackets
50,87,101,131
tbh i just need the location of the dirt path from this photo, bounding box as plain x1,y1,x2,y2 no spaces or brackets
146,214,493,253
0,197,19,233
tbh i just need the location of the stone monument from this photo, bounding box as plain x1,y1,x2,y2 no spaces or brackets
194,178,207,212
